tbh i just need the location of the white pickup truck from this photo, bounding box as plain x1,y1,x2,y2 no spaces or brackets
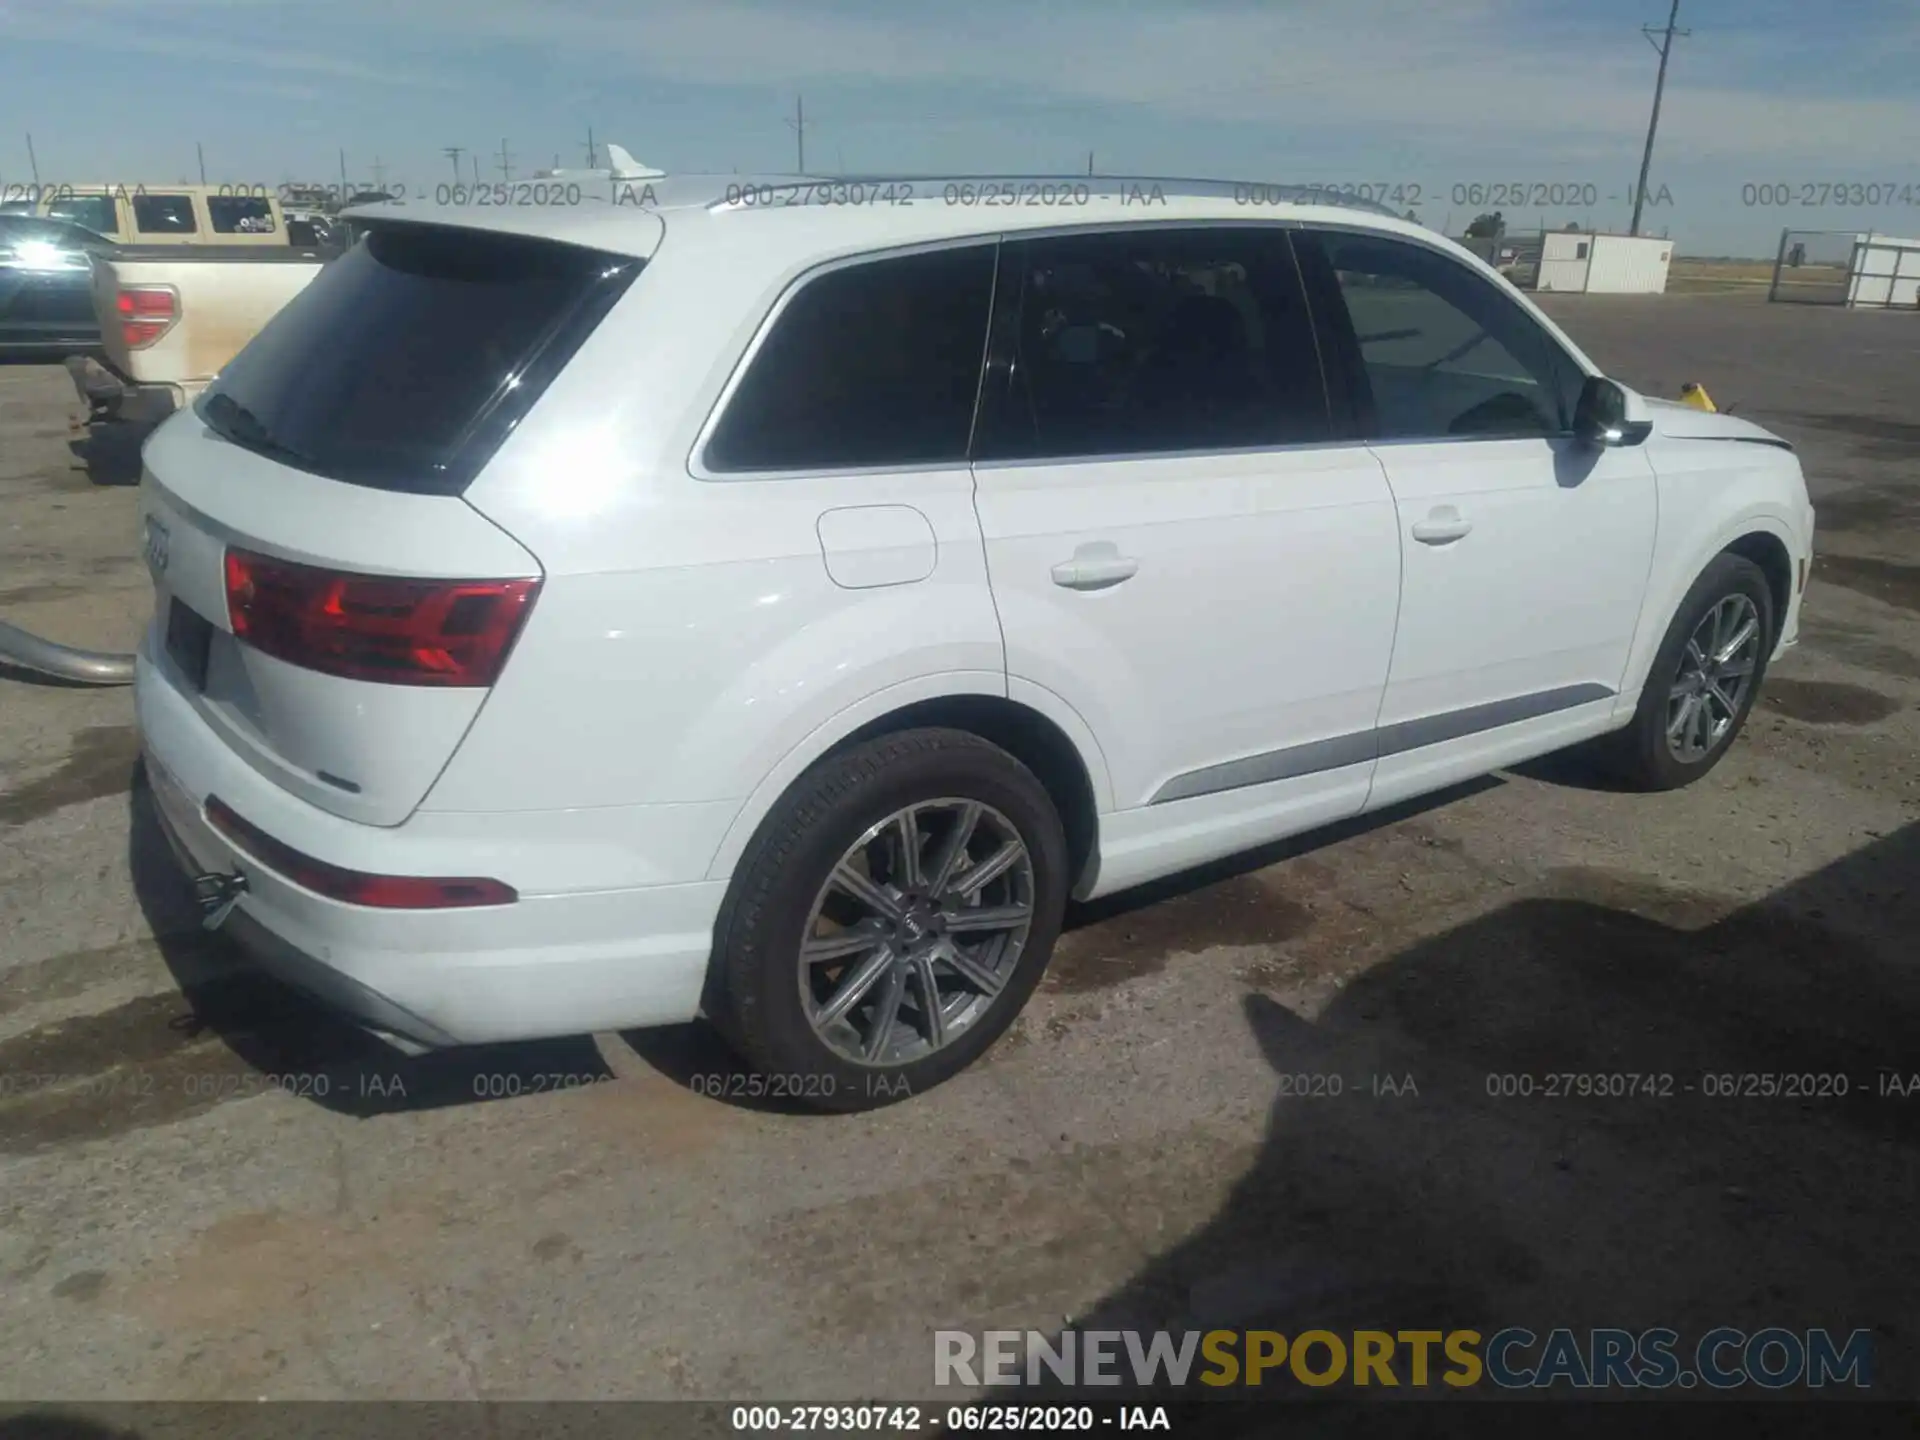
72,145,663,426
70,234,342,426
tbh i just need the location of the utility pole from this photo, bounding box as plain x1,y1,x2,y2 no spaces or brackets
371,156,387,190
471,153,482,186
1629,0,1689,236
443,146,465,183
787,95,806,173
197,142,207,185
1088,151,1095,177
339,148,350,195
24,132,39,186
495,138,514,182
584,126,597,168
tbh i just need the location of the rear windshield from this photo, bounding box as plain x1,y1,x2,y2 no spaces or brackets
45,194,118,237
197,224,639,494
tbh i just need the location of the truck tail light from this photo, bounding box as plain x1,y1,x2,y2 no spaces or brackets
116,285,179,349
204,797,516,908
224,547,539,688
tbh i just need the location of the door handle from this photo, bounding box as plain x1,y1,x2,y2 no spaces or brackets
1051,543,1139,591
1410,507,1473,545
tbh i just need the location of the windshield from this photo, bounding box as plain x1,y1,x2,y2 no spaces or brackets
195,223,639,494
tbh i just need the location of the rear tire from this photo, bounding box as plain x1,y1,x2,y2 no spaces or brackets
1611,553,1774,791
713,728,1068,1113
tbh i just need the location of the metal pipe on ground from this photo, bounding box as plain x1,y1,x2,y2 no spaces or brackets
0,621,135,685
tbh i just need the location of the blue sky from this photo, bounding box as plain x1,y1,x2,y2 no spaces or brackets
4,0,1918,255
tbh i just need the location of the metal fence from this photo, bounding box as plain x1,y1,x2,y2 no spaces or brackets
1768,229,1920,309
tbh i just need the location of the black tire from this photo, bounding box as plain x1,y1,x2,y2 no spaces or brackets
1611,553,1775,791
711,727,1069,1113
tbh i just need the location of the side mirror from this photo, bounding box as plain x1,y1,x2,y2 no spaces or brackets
1573,376,1652,447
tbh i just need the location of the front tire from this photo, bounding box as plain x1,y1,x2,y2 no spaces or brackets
1612,553,1774,791
713,728,1069,1112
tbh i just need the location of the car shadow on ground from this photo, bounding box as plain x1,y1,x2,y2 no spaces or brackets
981,820,1920,1431
115,759,1504,1124
614,777,1508,1112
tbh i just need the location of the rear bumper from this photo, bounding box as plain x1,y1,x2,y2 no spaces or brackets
136,642,728,1049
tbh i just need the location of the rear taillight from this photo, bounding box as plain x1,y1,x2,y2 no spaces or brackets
224,548,539,687
116,285,178,349
205,797,516,909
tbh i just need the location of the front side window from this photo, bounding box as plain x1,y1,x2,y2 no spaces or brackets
976,226,1330,461
1299,231,1584,440
133,193,198,235
703,244,997,473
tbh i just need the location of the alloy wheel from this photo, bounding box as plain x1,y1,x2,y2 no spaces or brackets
1666,592,1762,764
798,798,1036,1067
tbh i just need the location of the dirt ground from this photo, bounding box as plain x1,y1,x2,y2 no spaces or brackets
1,292,1917,1421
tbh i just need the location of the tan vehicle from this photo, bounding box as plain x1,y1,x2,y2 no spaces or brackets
71,233,338,424
16,185,292,247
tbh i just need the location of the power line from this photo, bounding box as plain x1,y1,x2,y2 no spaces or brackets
1630,0,1690,237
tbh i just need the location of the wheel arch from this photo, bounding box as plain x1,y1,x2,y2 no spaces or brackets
704,677,1112,899
1622,511,1802,703
1722,529,1794,643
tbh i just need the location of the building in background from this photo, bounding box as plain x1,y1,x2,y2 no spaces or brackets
1846,234,1920,309
1535,232,1674,294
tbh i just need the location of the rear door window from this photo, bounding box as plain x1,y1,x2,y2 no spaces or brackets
973,226,1332,460
208,195,278,235
196,222,639,494
133,193,198,235
702,244,997,473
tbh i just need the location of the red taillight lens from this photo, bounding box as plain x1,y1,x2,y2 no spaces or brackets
205,797,517,909
224,548,539,687
116,285,178,349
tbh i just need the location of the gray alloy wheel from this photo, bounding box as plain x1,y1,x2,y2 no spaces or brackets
1665,592,1763,764
797,797,1036,1067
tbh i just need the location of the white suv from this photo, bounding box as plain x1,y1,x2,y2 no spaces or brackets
134,176,1815,1110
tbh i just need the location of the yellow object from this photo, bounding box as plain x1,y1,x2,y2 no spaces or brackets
1679,383,1717,412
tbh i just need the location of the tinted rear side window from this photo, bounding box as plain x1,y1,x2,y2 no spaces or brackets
974,226,1331,461
703,244,996,473
198,224,638,494
133,194,198,234
208,195,278,234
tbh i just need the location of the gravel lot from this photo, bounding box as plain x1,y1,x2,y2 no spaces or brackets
2,293,1917,1413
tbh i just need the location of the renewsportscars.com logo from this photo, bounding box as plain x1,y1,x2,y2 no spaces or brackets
934,1327,1874,1391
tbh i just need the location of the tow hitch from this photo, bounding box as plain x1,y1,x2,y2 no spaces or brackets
192,871,249,931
